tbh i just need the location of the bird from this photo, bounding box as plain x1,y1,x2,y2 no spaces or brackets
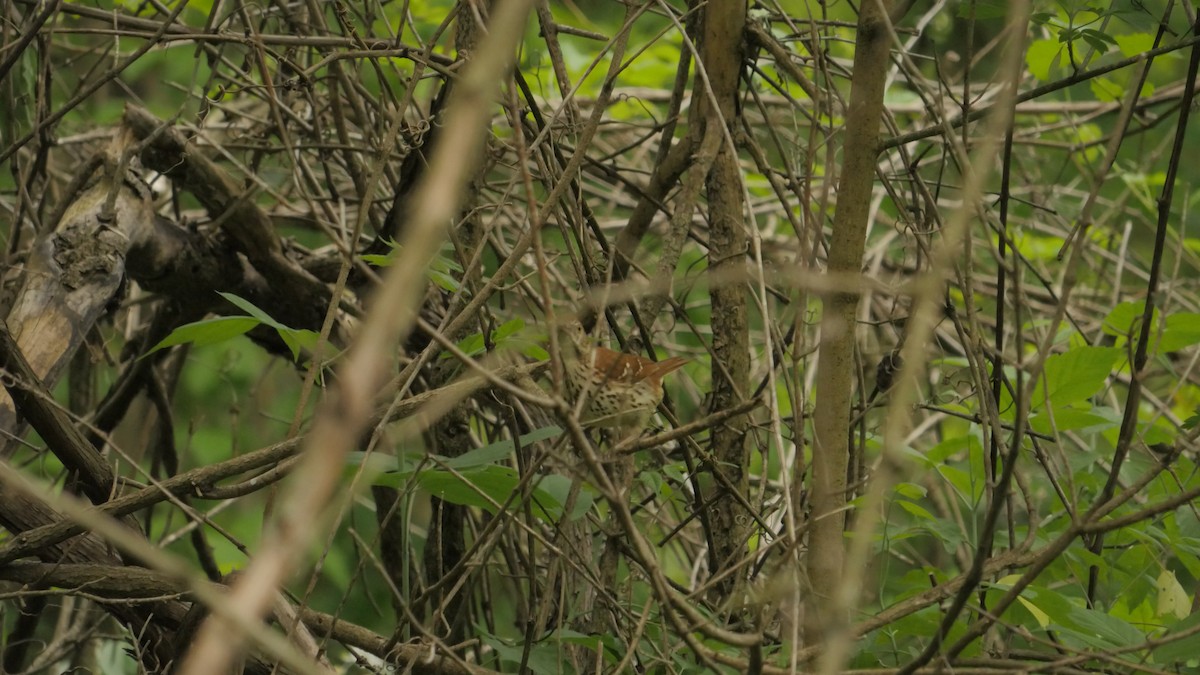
868,348,903,403
559,322,690,431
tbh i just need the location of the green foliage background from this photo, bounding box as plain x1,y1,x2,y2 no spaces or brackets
4,0,1200,672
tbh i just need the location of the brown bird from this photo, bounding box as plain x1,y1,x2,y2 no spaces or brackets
560,322,690,430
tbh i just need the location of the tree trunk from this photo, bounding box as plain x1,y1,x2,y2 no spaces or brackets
699,0,750,602
807,0,895,640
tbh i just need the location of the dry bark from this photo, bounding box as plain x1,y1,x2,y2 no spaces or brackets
697,0,751,602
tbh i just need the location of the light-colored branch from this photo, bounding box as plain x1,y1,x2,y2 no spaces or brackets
808,0,896,650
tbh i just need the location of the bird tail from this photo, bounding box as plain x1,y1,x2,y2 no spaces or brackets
649,356,690,379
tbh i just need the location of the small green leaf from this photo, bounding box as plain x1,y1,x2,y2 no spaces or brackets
441,318,531,360
428,268,459,292
1029,407,1117,434
343,451,402,474
897,500,935,520
443,426,562,470
1160,313,1200,352
925,433,981,465
416,466,584,522
363,239,463,290
1030,12,1055,26
938,464,983,506
553,629,606,650
278,327,321,361
450,333,485,359
521,343,550,360
368,427,563,484
1079,28,1115,53
1103,301,1157,339
1026,38,1062,80
147,316,260,355
895,482,927,500
1116,32,1155,58
493,318,525,341
369,427,579,522
1152,610,1200,666
533,473,593,520
997,576,1050,627
481,632,590,672
1034,346,1121,410
215,292,321,362
1021,585,1145,649
217,292,278,326
417,466,518,513
1089,76,1122,102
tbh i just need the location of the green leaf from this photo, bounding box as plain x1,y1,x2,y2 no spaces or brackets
1152,610,1200,667
923,433,982,466
1030,12,1055,26
895,482,927,500
1057,27,1080,44
1116,32,1155,58
277,327,321,361
521,343,550,360
442,318,530,360
1160,313,1200,352
553,629,606,650
343,451,401,474
1034,346,1120,410
906,515,965,555
416,466,586,522
1029,407,1117,434
428,268,460,292
218,292,278,326
897,500,935,521
430,251,463,274
480,632,579,672
1103,301,1158,339
996,575,1051,627
1079,28,1116,54
1026,39,1062,80
146,316,260,355
452,333,486,359
367,427,581,522
417,466,519,512
370,426,563,480
1019,586,1145,649
442,426,562,470
493,318,525,341
362,239,463,291
1089,76,1122,102
938,464,983,506
215,292,321,361
535,473,593,520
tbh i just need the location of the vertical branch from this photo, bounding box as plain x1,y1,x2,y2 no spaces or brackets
698,0,750,600
807,0,894,636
